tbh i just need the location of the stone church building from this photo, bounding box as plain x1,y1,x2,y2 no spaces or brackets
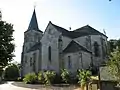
21,9,108,76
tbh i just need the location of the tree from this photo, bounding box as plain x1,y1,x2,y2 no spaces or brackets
4,63,19,80
0,11,15,74
108,39,120,54
107,49,120,85
108,39,117,53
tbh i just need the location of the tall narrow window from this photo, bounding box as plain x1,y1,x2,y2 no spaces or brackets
33,53,36,72
68,56,72,69
58,36,63,53
48,46,51,62
30,57,32,66
94,42,99,57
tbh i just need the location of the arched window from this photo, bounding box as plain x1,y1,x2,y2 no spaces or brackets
48,46,51,62
94,42,99,57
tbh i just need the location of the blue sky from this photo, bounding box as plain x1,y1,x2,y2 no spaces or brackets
0,0,120,62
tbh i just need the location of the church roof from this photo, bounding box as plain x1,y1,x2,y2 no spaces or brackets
63,40,91,53
27,9,42,33
27,42,41,53
51,23,107,38
73,25,107,37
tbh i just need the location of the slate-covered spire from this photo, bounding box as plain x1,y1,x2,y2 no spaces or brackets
28,9,39,30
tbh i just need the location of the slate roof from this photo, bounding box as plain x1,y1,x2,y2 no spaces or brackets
51,23,107,39
63,40,91,53
27,42,41,53
27,9,43,33
73,25,107,37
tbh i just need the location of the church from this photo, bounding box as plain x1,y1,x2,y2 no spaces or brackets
21,9,108,77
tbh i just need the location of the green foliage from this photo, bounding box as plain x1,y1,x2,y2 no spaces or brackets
0,11,15,69
4,64,19,80
23,73,37,84
77,69,91,87
61,69,70,83
43,70,56,85
108,39,120,54
38,71,45,84
107,49,120,85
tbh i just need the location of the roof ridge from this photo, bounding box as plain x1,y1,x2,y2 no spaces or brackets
51,22,69,31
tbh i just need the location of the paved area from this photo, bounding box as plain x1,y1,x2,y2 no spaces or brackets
0,82,34,90
0,81,80,90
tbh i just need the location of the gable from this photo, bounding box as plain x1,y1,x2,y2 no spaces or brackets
40,21,62,45
63,40,91,53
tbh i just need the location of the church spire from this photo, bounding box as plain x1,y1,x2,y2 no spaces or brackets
28,9,39,31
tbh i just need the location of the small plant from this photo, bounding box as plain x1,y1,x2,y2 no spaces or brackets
43,70,56,85
77,69,91,90
61,69,70,83
23,73,37,84
17,77,23,81
38,71,45,84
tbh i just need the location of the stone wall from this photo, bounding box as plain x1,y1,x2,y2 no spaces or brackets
100,81,117,90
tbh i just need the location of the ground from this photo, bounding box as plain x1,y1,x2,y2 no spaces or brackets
0,81,80,90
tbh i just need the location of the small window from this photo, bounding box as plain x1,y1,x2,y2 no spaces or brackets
30,57,32,66
94,42,99,57
68,56,72,69
48,46,51,62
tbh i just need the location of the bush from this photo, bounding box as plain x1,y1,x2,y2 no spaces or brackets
23,73,37,84
17,77,23,81
4,64,19,81
38,71,45,84
53,74,62,84
61,69,70,83
77,69,91,89
43,70,56,85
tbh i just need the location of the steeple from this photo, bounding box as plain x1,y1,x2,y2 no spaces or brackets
28,9,39,31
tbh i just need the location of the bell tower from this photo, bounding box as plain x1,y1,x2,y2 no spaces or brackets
21,9,43,77
23,9,43,53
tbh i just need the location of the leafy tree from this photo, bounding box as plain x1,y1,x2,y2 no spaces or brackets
0,11,15,74
4,63,19,80
107,49,120,86
108,39,117,53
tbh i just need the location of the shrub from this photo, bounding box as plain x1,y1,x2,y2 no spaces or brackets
61,69,70,83
77,69,91,90
4,64,19,81
17,77,23,81
53,74,62,84
23,73,37,84
38,71,45,84
43,70,56,85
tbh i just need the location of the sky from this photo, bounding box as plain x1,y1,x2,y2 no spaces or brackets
0,0,120,63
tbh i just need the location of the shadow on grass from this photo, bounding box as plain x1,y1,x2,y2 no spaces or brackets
12,82,79,90
0,81,7,85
